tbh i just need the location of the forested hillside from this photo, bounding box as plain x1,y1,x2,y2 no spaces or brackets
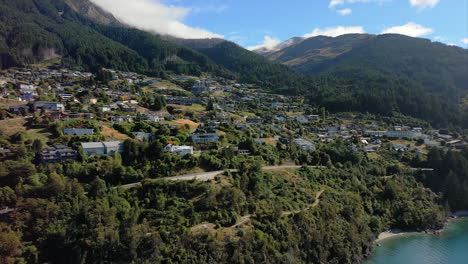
259,34,468,128
1,0,467,127
198,41,309,94
0,0,229,77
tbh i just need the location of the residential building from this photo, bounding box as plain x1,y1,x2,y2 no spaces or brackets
165,96,201,106
32,101,65,112
85,98,98,105
134,132,152,141
8,105,29,113
63,128,94,136
164,144,194,156
192,81,211,95
191,133,220,143
365,131,419,138
293,138,316,151
40,145,78,164
296,116,309,124
111,116,134,123
144,115,165,122
81,141,123,156
63,113,94,120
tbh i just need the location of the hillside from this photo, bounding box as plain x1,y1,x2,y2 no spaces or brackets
0,0,229,77
263,34,468,96
197,41,309,94
256,34,468,127
63,0,123,26
264,34,375,66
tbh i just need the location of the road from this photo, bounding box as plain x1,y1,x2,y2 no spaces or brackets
117,165,326,190
117,166,431,190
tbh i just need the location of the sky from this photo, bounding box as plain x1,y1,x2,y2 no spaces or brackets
90,0,468,49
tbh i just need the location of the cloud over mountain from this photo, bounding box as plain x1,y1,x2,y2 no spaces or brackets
89,0,222,39
247,36,281,51
381,22,433,37
303,26,365,38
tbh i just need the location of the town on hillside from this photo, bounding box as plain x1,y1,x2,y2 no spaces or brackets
0,66,466,168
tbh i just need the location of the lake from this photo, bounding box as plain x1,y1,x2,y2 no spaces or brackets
365,218,468,264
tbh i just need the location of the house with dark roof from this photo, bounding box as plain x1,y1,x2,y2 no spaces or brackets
63,128,94,136
40,145,78,164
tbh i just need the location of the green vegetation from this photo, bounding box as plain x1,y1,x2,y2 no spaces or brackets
0,0,230,77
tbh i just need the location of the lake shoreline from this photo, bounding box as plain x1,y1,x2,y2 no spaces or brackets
375,210,468,243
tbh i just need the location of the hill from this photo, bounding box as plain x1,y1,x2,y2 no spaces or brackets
257,34,468,127
196,41,309,94
0,0,230,77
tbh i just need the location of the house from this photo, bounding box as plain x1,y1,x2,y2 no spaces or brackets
85,98,98,105
0,147,14,161
120,104,137,113
21,92,36,102
191,133,220,143
144,115,165,122
165,96,201,106
103,141,124,155
58,93,73,101
296,116,309,124
63,128,94,136
101,105,112,112
111,116,134,123
365,131,417,138
308,115,320,121
392,144,408,152
8,105,29,113
192,81,211,95
40,145,78,164
63,113,94,120
33,101,65,112
134,132,152,141
164,144,193,156
81,141,123,156
293,138,316,151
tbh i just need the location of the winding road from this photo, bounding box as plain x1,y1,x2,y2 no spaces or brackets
117,165,326,190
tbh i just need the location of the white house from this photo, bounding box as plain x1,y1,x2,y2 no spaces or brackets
164,144,193,156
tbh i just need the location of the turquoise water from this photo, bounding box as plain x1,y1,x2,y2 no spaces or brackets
365,218,468,264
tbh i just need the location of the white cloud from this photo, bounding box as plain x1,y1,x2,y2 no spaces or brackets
461,38,468,44
434,36,446,41
381,22,433,37
337,8,352,15
303,26,365,39
89,0,222,39
410,0,440,9
329,0,386,8
246,36,281,51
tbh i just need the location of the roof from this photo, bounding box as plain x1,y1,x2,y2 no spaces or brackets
81,142,104,149
103,141,121,148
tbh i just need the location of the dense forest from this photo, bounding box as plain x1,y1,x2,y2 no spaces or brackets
0,131,451,264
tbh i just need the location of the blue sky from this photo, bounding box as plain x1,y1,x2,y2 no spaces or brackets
91,0,468,48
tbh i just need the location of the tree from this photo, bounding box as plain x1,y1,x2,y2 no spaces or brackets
89,177,108,198
32,139,43,153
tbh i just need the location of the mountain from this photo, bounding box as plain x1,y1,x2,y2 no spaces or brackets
262,34,468,95
0,0,231,77
63,0,123,27
161,36,226,51
0,0,305,91
253,37,305,55
196,41,309,94
262,34,374,66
